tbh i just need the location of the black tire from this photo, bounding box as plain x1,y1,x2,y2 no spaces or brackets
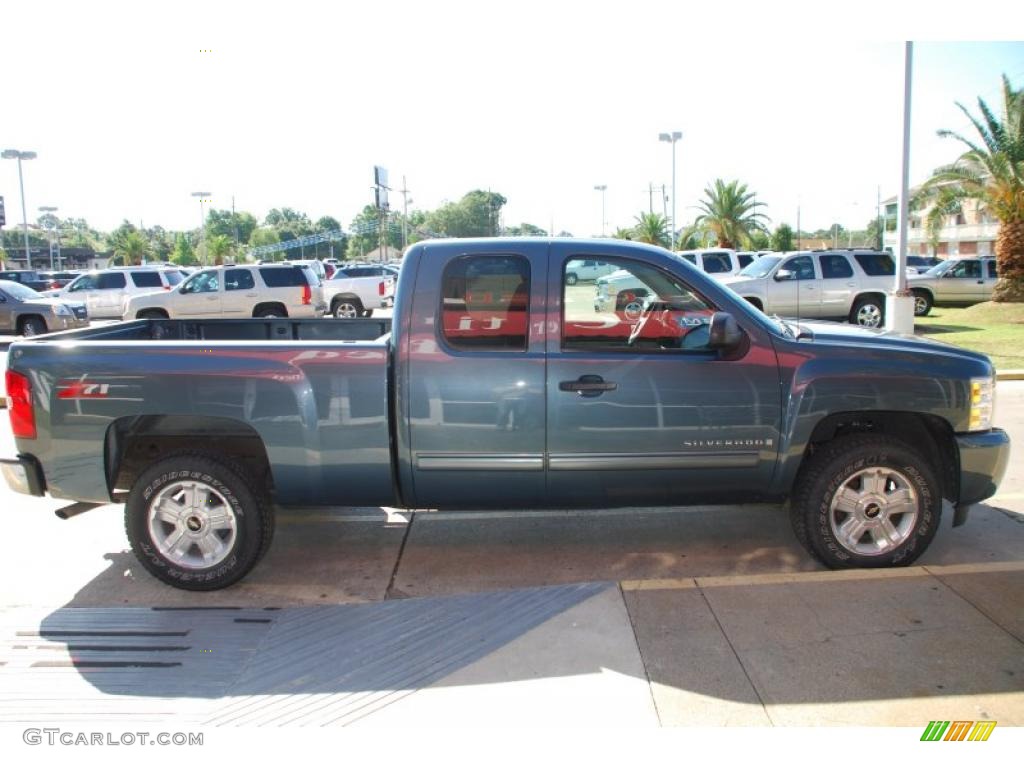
790,434,941,569
138,309,169,320
19,316,47,337
254,305,287,318
332,297,363,319
565,273,578,286
125,453,274,591
850,296,885,328
912,289,933,317
744,297,763,311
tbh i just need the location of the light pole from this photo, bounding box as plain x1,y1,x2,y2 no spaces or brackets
658,132,682,250
2,149,38,267
191,191,211,265
38,206,58,269
593,184,607,236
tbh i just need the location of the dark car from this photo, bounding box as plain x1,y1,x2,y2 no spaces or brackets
0,269,50,292
905,255,942,274
37,271,80,290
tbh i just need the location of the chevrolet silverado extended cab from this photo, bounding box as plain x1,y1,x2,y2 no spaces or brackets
1,238,1010,590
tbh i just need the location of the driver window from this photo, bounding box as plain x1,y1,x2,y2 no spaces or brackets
949,260,980,278
68,275,98,292
784,255,815,280
562,257,716,352
181,271,220,294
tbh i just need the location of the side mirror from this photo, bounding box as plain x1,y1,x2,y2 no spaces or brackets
708,312,743,351
774,269,795,281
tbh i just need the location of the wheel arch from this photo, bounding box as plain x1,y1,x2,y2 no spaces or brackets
795,410,958,503
252,301,288,317
105,415,275,500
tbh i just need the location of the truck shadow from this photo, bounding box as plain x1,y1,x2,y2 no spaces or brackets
14,502,1024,725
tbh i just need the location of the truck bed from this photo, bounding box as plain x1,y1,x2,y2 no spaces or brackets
7,317,397,507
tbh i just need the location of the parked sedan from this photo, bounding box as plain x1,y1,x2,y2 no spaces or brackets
0,280,89,336
908,257,998,315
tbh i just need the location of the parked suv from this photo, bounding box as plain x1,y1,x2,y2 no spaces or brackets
122,263,326,319
908,257,998,316
0,280,89,336
674,249,748,277
45,267,186,318
719,249,896,327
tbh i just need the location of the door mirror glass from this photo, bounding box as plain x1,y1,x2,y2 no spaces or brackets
775,269,794,281
708,312,743,350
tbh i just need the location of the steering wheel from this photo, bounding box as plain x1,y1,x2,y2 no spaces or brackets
627,297,657,346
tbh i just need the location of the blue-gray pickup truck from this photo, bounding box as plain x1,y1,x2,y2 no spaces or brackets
1,238,1011,590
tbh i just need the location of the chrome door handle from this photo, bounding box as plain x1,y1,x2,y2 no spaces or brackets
560,375,617,398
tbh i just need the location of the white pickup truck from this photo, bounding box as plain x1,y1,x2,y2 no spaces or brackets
322,265,397,318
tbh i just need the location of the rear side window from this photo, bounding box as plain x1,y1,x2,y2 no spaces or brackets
702,254,732,274
224,269,255,291
97,273,128,289
854,253,896,276
259,267,305,287
818,254,854,279
988,261,998,278
130,272,163,288
441,254,529,351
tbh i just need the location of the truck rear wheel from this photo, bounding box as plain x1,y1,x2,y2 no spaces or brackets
125,453,274,591
790,435,940,569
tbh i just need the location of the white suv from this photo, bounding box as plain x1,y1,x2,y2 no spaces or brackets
674,249,747,277
719,250,896,327
45,267,186,318
123,264,326,319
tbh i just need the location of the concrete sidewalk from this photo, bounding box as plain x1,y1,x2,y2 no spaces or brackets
1,562,1021,727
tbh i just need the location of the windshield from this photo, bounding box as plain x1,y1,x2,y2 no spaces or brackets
738,255,783,278
925,259,956,276
1,282,44,301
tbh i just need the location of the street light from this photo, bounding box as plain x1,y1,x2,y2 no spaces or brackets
38,206,58,269
593,184,607,237
658,132,682,250
191,191,211,265
2,149,38,267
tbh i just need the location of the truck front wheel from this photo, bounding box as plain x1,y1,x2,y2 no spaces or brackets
125,453,274,591
790,435,941,569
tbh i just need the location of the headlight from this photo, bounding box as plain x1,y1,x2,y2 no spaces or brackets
54,304,72,316
969,376,995,431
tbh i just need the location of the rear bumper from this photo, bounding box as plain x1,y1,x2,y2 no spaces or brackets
0,455,46,497
956,428,1010,506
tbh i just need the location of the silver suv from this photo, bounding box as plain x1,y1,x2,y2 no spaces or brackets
46,267,186,319
908,257,997,315
720,250,896,327
123,264,326,319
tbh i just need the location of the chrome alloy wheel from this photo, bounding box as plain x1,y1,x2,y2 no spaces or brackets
147,480,237,569
828,466,919,556
913,295,929,315
856,303,883,328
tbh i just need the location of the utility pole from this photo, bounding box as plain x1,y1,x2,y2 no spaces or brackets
399,176,412,252
232,195,239,251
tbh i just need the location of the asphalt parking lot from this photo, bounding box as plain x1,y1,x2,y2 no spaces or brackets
0,375,1021,728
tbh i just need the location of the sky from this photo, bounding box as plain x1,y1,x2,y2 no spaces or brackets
2,0,1023,242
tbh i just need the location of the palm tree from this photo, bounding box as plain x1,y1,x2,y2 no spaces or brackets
109,230,150,266
919,75,1023,302
611,227,634,241
632,212,670,247
694,179,770,249
206,234,233,266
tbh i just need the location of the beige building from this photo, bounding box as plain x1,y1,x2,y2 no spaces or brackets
883,192,999,257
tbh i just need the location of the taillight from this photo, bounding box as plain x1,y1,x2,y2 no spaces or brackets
378,281,385,296
301,284,312,305
6,370,36,439
163,285,171,291
50,281,60,290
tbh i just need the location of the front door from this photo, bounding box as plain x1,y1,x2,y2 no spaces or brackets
405,242,547,507
766,254,821,318
941,259,983,302
546,245,782,507
176,270,223,317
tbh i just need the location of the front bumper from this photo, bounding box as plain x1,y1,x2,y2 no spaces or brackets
956,428,1011,507
0,455,46,497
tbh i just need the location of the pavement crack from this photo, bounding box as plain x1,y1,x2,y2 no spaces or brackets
923,566,1024,646
617,581,664,726
696,583,776,726
384,511,415,600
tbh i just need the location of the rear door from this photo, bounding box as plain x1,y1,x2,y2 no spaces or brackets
546,244,781,506
222,268,258,315
405,242,546,507
817,253,857,317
